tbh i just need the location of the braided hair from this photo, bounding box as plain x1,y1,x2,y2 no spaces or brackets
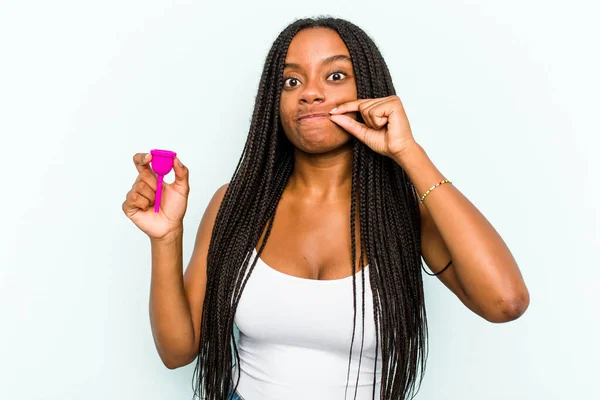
192,16,429,400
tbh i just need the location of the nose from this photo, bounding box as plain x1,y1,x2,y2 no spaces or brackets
299,79,324,104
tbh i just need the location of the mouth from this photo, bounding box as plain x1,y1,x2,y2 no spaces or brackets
297,113,330,122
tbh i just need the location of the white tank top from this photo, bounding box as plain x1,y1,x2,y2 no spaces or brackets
232,248,383,399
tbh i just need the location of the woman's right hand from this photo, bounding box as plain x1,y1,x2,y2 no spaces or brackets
122,152,190,240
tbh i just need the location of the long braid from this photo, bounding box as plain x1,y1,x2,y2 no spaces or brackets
192,17,429,400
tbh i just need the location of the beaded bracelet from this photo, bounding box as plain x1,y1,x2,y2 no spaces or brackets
420,179,452,204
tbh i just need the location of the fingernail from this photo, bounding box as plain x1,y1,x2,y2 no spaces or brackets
329,107,338,114
143,153,149,162
178,159,183,168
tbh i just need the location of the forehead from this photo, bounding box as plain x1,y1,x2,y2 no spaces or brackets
285,27,350,64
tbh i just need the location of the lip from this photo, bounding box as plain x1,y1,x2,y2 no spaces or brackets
297,113,330,121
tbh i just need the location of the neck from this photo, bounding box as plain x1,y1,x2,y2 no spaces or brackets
287,142,354,204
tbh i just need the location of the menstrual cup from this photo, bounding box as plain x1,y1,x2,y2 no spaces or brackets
150,149,177,213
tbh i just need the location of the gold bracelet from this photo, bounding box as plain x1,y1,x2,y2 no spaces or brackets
420,179,452,204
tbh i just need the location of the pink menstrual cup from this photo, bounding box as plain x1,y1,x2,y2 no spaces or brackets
150,149,177,213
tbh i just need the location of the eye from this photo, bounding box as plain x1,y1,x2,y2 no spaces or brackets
282,70,348,89
327,71,347,81
283,77,301,88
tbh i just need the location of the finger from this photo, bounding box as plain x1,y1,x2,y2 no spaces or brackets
133,180,156,206
123,189,152,214
172,157,190,189
330,113,373,141
362,99,390,129
133,169,158,192
132,192,152,211
329,98,379,115
330,113,386,154
133,153,154,175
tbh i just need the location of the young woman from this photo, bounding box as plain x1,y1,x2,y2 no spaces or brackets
122,16,529,400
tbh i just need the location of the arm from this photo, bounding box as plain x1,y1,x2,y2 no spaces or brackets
395,143,530,323
149,228,190,369
149,183,229,368
327,96,529,323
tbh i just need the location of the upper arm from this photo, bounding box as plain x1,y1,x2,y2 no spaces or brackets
419,202,475,307
182,183,229,357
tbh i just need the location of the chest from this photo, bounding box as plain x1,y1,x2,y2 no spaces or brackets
256,197,368,280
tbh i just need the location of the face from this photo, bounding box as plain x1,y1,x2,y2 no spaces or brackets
279,27,359,154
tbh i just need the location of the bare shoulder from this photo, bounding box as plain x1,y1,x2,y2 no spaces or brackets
208,183,230,212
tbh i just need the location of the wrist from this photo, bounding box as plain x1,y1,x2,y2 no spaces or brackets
391,141,425,169
150,225,183,245
392,142,447,196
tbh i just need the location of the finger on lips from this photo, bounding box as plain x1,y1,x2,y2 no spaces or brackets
331,98,391,131
332,99,366,114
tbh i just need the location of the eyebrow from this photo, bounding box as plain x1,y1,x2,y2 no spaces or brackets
283,54,352,70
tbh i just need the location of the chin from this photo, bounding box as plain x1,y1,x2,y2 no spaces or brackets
292,130,352,154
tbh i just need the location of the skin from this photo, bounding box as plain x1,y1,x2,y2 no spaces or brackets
124,25,529,370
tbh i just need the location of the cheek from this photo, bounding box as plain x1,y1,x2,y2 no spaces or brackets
279,101,293,128
278,105,297,144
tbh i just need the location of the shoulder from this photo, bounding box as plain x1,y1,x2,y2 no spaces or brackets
213,183,229,203
203,183,230,223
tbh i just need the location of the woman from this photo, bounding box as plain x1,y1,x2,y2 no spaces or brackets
122,16,529,400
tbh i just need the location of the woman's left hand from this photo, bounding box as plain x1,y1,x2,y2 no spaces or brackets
329,95,417,160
